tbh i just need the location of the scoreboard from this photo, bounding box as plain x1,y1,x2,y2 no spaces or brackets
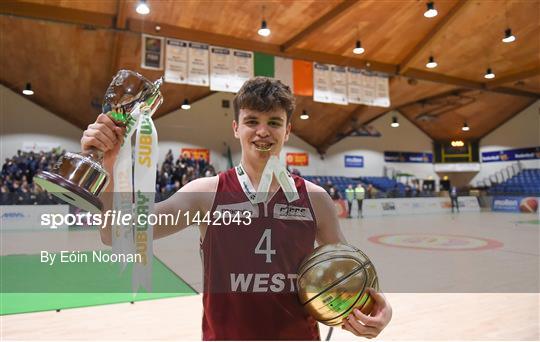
433,141,479,163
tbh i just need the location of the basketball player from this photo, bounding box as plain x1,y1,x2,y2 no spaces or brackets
81,77,392,340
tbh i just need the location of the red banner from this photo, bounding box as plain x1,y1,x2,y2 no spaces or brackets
286,152,309,166
181,148,210,162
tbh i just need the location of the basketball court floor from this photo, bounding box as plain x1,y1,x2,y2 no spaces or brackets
1,211,539,340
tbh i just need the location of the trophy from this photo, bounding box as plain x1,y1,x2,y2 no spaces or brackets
35,70,163,214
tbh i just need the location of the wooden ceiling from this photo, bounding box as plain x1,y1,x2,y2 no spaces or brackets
1,0,539,154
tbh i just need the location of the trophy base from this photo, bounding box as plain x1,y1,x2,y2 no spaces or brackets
34,171,103,214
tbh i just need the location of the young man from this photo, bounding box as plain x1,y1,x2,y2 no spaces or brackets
82,77,391,340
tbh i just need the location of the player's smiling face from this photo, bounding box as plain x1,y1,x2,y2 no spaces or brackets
233,108,291,160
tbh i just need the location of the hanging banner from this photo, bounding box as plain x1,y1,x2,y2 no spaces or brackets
481,146,540,163
330,65,348,105
187,42,209,86
231,50,254,92
347,67,363,104
313,63,332,103
210,46,233,92
293,60,313,96
141,34,164,70
286,153,309,166
373,75,390,107
181,148,210,162
164,39,188,84
347,68,390,107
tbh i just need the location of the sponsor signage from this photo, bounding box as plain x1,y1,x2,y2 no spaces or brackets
384,151,433,163
344,155,364,168
286,153,308,166
492,196,539,213
482,146,540,163
181,148,210,162
362,196,480,217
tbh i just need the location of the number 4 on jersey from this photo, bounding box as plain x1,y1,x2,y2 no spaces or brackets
254,229,276,263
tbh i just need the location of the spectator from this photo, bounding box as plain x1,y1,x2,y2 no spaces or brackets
345,184,355,218
355,183,365,218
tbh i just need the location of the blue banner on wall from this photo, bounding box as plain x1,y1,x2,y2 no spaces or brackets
345,155,364,168
492,196,539,213
384,151,433,163
482,146,540,163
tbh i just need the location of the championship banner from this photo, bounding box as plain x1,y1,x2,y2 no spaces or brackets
286,152,308,166
313,63,332,103
385,151,433,163
181,148,210,162
347,68,390,107
231,50,253,92
481,146,540,163
141,34,164,70
210,46,233,92
187,42,209,86
330,65,348,105
164,39,188,84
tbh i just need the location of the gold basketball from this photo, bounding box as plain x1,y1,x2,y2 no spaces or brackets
297,243,379,326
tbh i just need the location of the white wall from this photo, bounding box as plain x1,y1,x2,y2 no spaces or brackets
471,100,540,185
0,85,81,161
1,85,438,181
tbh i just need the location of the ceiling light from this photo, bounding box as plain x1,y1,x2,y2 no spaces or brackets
258,20,271,37
353,40,365,55
451,140,465,147
426,55,438,69
181,98,191,110
136,0,150,15
300,110,309,120
502,28,516,43
424,2,438,18
461,122,470,131
22,82,34,96
391,116,399,128
484,68,495,79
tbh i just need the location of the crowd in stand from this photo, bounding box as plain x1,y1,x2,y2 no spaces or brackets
1,150,63,205
1,149,217,204
155,149,216,201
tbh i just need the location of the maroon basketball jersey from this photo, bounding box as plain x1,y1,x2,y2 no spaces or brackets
201,166,320,340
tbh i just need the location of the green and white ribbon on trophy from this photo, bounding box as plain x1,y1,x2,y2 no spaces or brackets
112,95,159,293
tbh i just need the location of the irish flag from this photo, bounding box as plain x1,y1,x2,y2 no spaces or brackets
254,52,313,96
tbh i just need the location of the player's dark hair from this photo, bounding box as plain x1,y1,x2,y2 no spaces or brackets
233,76,295,122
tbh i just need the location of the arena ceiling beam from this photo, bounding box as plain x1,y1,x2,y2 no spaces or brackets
485,66,540,90
280,0,358,52
0,1,115,28
398,0,469,75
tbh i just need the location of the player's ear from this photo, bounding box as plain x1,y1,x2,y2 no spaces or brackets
284,121,291,142
232,120,239,139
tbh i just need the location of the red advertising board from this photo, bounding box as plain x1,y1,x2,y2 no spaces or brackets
181,148,210,162
286,152,308,166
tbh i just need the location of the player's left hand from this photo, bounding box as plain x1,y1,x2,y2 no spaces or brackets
342,288,392,339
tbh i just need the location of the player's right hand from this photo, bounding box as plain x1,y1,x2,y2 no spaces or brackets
81,114,125,162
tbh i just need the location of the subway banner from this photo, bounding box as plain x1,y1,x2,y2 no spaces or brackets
492,196,539,213
482,146,540,163
286,152,309,166
181,148,210,162
384,151,433,163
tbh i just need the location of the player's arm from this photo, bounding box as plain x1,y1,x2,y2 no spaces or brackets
305,179,392,338
81,114,216,246
305,180,346,244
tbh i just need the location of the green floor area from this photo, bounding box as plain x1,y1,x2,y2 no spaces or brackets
515,219,540,225
0,251,196,315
